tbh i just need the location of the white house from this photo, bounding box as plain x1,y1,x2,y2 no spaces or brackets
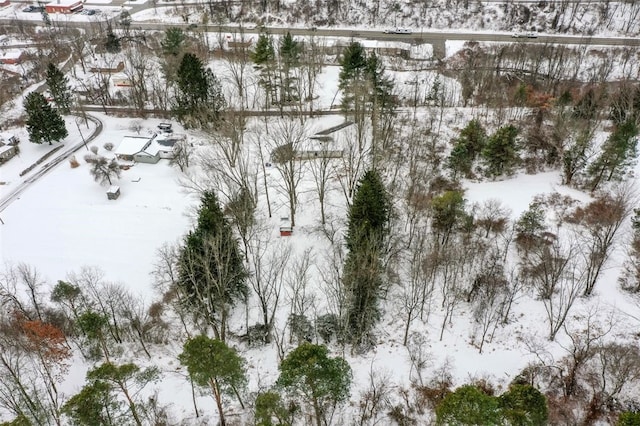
114,136,155,162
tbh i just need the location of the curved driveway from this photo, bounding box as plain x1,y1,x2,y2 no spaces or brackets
0,114,103,213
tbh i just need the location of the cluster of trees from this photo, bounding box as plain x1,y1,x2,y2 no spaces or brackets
23,62,72,145
435,383,548,425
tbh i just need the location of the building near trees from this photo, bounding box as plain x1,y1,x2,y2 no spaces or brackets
45,0,82,14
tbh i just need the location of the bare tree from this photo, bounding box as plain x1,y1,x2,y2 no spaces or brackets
89,156,121,186
267,119,307,227
398,230,433,346
169,138,192,172
568,186,634,296
541,254,587,341
335,126,370,204
308,141,335,226
248,230,292,342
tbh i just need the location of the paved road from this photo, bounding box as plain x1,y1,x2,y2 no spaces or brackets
0,114,103,213
1,11,639,48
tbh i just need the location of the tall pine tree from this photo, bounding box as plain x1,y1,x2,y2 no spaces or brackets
46,63,72,114
481,125,520,178
176,191,248,341
588,118,638,191
278,32,300,105
24,92,68,145
251,34,277,107
173,53,226,129
342,170,391,348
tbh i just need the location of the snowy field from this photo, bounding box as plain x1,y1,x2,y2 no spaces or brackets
1,2,640,422
2,103,640,423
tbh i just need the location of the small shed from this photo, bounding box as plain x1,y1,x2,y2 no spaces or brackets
106,186,120,200
279,226,293,237
45,0,82,14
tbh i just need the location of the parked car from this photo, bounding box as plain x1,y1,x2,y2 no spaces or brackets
512,32,538,38
384,27,413,34
81,9,96,15
22,5,44,12
158,123,173,134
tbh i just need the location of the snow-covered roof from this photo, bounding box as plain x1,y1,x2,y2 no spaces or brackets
0,49,23,60
0,144,15,155
115,136,153,156
46,0,82,6
0,132,16,142
359,39,411,50
141,138,176,156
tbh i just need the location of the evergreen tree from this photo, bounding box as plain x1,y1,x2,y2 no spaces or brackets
45,63,72,114
342,170,391,346
499,384,548,426
338,42,367,88
278,32,300,105
176,191,248,341
63,363,158,426
104,30,120,53
179,335,246,426
161,27,185,56
365,53,394,111
252,34,277,106
481,125,520,177
588,118,638,191
277,343,351,426
430,190,469,246
338,42,368,112
447,119,487,178
573,88,598,120
618,412,640,426
173,53,226,128
436,385,501,426
205,68,226,123
24,92,68,145
254,391,296,426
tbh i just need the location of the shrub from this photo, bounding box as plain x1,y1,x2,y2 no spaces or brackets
316,313,339,343
83,154,98,164
90,145,99,155
69,155,79,168
103,142,114,151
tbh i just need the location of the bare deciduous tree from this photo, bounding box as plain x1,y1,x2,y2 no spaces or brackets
267,119,306,227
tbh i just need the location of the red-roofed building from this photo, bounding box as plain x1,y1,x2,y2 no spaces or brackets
45,0,82,14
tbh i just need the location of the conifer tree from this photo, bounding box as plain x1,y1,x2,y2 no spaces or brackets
179,335,246,426
588,118,638,191
338,42,368,112
45,63,72,114
173,53,226,128
278,32,300,105
176,191,248,341
277,343,351,426
252,34,277,106
342,170,391,347
161,27,185,56
447,119,487,178
481,125,520,177
24,92,68,145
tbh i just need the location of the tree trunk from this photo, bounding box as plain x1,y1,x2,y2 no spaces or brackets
210,378,226,426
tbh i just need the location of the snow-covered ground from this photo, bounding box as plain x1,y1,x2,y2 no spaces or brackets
1,1,640,423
